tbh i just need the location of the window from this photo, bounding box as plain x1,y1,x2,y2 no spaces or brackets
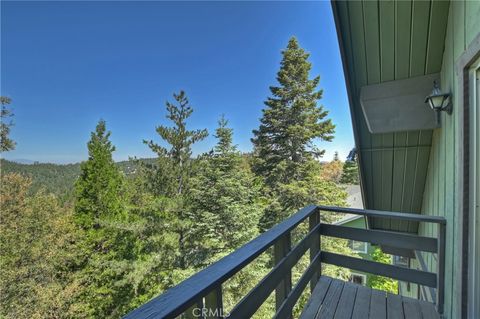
393,255,409,268
350,273,366,286
350,240,367,253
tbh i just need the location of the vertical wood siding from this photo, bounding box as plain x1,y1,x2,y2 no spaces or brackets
419,1,480,318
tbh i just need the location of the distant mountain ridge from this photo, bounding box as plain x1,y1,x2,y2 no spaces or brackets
8,159,37,164
0,158,155,200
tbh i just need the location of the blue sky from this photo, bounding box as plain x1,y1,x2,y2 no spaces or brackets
1,1,353,164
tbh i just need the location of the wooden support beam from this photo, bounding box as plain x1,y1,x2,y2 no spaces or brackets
309,209,321,291
436,223,446,315
321,251,437,287
320,223,438,253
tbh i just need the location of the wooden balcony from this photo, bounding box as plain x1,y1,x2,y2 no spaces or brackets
124,206,446,319
300,276,439,319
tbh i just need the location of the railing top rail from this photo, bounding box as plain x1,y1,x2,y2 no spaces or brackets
124,205,318,319
317,205,447,224
125,205,446,318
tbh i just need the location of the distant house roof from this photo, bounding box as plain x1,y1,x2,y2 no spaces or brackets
334,214,363,225
345,185,363,209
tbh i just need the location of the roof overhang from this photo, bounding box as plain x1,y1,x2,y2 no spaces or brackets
331,0,450,233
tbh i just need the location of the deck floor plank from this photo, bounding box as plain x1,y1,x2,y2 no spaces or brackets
351,285,371,319
418,300,440,319
301,277,438,319
300,276,332,319
402,297,422,319
386,293,404,319
333,282,357,319
369,289,387,319
315,278,344,319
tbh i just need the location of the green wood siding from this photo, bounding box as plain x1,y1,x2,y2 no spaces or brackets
332,0,450,233
418,2,480,319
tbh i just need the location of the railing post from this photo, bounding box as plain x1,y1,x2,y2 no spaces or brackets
436,222,446,315
274,232,292,317
309,208,321,292
183,300,204,319
204,286,224,319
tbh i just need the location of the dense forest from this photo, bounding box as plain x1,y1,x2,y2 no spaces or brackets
0,37,369,319
0,158,156,200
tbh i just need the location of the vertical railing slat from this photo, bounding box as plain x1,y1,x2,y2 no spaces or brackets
309,208,321,292
436,222,446,315
184,299,204,319
274,232,292,318
204,286,224,319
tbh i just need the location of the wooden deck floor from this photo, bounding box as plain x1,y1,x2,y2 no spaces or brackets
300,276,439,319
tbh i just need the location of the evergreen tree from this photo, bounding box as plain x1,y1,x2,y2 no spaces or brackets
252,37,341,230
75,120,126,230
188,116,262,267
252,37,335,188
1,96,16,152
74,120,133,318
144,91,208,197
143,91,208,269
340,160,359,185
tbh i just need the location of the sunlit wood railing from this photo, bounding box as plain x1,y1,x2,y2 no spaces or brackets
124,205,446,319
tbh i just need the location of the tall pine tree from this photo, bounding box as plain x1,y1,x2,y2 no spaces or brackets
143,91,208,269
74,120,133,318
252,37,341,230
252,37,335,188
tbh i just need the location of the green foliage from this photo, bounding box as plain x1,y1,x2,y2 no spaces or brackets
0,159,81,200
0,158,156,201
320,156,343,184
73,120,135,318
367,248,398,294
251,37,340,232
143,90,208,271
143,90,208,197
0,96,15,152
0,173,80,319
75,120,127,229
340,160,359,185
188,116,263,267
252,37,335,188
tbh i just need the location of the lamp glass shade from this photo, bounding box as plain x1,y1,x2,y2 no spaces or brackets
428,95,446,110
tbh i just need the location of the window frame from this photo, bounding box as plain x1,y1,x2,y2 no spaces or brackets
350,272,367,286
350,240,367,254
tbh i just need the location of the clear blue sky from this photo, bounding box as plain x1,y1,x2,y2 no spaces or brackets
1,1,353,164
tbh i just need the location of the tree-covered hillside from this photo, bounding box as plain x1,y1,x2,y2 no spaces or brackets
0,158,156,200
1,160,81,199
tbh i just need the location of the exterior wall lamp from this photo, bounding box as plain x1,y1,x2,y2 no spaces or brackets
425,80,452,115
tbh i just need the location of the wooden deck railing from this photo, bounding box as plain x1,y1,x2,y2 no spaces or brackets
124,205,446,319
